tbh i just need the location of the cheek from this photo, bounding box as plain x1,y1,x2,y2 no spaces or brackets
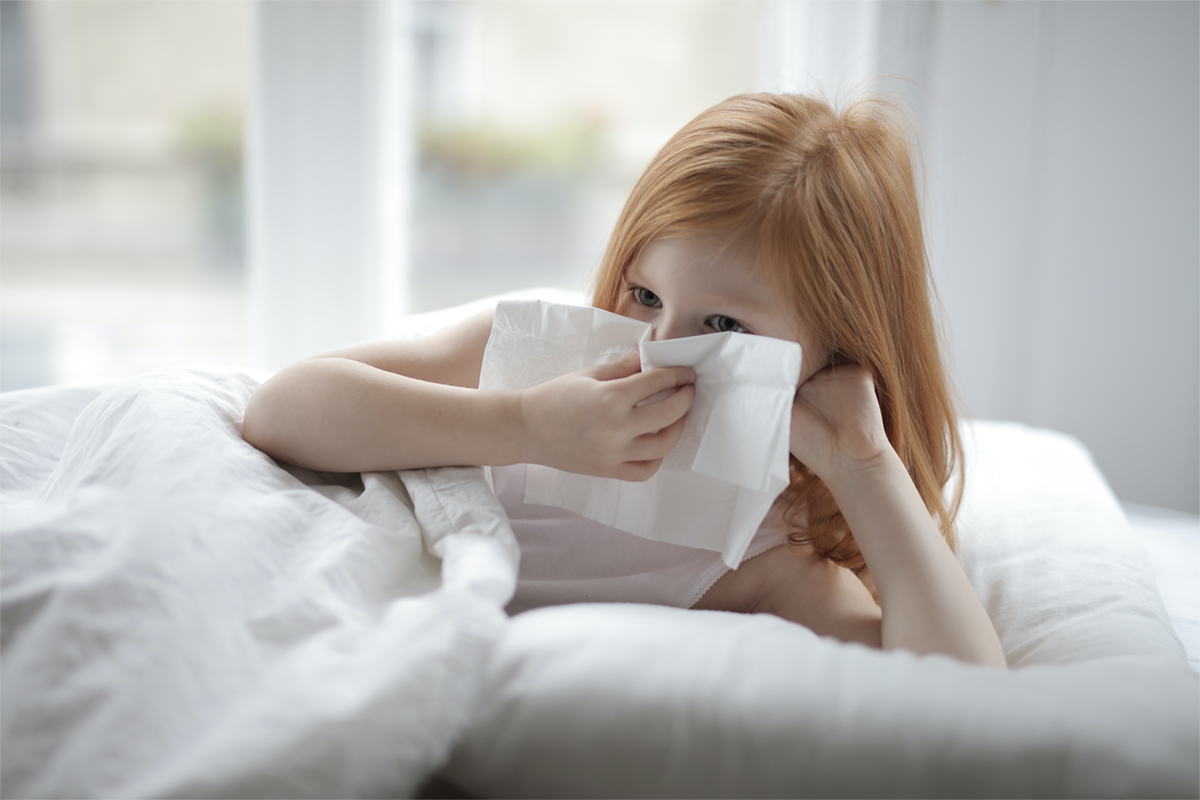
615,295,653,323
797,344,830,385
613,295,632,318
797,362,819,387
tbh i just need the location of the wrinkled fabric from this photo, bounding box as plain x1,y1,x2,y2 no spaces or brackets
1,366,518,799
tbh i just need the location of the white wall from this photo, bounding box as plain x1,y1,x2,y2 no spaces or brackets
878,1,1198,512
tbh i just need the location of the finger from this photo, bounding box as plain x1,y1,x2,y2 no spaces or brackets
617,365,696,404
631,383,693,433
585,352,641,381
615,458,663,483
629,413,688,460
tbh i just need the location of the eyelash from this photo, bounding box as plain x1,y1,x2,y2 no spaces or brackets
709,315,748,334
626,285,749,334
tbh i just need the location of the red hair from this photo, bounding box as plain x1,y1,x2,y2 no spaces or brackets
591,92,963,570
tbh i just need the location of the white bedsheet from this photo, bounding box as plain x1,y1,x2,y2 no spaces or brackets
1,367,519,798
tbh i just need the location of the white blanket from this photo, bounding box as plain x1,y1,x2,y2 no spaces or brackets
2,351,1197,797
1,367,519,798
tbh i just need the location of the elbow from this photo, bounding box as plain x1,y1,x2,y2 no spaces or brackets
976,647,1009,670
934,642,1009,670
881,643,1008,670
957,632,1010,670
241,382,282,458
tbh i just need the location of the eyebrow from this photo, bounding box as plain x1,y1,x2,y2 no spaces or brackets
628,269,772,312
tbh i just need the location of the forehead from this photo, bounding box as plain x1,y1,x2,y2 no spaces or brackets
629,235,776,311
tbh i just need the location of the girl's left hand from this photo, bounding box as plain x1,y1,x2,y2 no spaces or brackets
789,364,893,483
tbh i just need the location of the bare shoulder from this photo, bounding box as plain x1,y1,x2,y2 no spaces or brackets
696,543,882,648
306,307,496,389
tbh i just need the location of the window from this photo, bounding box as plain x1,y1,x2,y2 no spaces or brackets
0,1,252,390
408,0,769,312
4,0,865,384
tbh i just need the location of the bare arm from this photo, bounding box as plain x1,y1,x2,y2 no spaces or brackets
784,365,1006,667
242,307,697,478
243,310,514,472
820,450,1004,664
700,365,1003,667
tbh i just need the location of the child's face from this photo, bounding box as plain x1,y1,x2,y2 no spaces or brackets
616,234,828,385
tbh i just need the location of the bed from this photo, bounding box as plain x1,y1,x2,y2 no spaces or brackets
1,289,1196,799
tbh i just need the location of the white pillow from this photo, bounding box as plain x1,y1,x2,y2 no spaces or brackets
446,607,1196,798
1124,505,1199,671
442,421,1198,797
955,421,1186,666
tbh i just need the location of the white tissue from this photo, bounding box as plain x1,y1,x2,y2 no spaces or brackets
479,299,802,568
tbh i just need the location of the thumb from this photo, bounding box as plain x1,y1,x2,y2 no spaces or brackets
585,352,641,381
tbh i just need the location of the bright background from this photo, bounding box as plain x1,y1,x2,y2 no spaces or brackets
1,0,1196,515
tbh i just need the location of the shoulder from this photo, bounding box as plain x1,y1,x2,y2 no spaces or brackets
696,542,882,648
694,542,825,614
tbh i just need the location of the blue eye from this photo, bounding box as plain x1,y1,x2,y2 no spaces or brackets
708,315,747,333
633,287,662,308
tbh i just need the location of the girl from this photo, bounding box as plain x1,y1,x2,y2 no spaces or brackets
244,92,1007,668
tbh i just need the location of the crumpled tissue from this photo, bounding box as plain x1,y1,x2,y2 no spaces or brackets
479,299,802,568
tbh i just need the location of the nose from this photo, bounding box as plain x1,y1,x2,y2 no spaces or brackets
651,313,693,341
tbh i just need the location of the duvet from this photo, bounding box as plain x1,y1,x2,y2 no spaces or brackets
1,367,516,797
1,355,1197,797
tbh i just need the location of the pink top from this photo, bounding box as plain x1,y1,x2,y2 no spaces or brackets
491,463,788,615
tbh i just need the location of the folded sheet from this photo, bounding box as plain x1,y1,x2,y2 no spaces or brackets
479,299,802,567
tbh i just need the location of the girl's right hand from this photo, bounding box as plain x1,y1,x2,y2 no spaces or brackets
517,353,695,481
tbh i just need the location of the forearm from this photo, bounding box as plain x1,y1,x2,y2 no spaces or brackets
824,452,1007,668
243,357,523,473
